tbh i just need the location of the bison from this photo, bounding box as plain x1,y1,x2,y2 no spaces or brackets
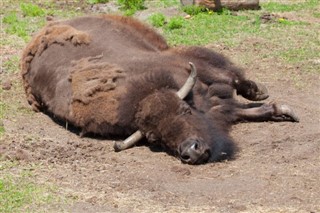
21,15,298,164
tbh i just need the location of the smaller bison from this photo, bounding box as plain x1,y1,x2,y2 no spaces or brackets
21,15,298,164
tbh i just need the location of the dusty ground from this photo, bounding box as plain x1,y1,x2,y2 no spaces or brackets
2,46,319,213
1,4,320,213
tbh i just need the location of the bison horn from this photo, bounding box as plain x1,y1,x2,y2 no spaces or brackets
113,62,198,152
114,130,143,152
176,62,197,99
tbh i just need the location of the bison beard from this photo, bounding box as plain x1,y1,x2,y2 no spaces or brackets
21,15,299,165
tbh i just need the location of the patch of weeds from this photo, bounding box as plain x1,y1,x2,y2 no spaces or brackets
312,12,320,18
20,3,46,17
87,0,109,4
182,5,205,15
0,171,57,213
166,16,185,30
2,11,46,41
217,8,233,15
2,12,19,24
123,9,136,16
145,0,179,8
2,13,28,40
118,0,145,15
159,0,179,7
261,0,318,12
2,56,20,74
163,12,254,46
148,13,166,27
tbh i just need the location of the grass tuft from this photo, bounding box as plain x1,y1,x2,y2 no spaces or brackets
0,171,56,213
118,0,145,15
148,13,166,27
20,3,46,17
166,16,185,30
262,0,319,12
182,5,205,15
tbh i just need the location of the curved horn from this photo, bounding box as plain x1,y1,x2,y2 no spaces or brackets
176,62,197,99
114,62,198,152
114,130,143,152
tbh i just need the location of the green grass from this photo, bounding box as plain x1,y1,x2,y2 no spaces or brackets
1,2,84,41
156,4,319,75
144,0,179,8
2,12,46,41
148,13,166,27
0,169,56,213
118,0,145,15
20,3,46,17
261,0,319,12
313,12,320,18
163,12,257,46
166,16,185,30
2,13,29,40
158,0,179,7
3,55,20,74
182,5,205,15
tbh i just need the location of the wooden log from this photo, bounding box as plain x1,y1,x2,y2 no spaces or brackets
181,0,260,11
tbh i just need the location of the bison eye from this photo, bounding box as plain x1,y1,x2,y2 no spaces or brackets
178,102,192,115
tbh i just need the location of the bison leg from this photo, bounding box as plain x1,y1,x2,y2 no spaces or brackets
235,102,299,122
235,80,269,101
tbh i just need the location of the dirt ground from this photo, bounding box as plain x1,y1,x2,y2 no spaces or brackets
1,47,319,213
1,6,320,213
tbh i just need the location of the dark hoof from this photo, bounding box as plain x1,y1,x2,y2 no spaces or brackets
236,80,269,101
253,83,269,101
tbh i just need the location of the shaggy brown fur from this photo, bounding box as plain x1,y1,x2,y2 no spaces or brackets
21,15,298,164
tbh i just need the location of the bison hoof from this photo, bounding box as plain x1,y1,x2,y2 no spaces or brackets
236,80,269,101
253,82,269,101
274,104,299,122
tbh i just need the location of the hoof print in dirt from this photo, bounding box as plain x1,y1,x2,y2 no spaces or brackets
21,15,299,165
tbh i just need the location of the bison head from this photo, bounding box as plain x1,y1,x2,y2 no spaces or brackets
115,63,235,164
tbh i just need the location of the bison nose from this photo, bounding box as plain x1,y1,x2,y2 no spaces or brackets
178,138,210,165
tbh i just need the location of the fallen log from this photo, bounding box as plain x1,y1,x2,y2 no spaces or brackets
181,0,260,11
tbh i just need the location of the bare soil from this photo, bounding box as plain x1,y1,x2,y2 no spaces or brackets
1,9,319,213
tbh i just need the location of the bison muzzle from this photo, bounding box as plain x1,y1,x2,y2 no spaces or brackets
21,15,299,165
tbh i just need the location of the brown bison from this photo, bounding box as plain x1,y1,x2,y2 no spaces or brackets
21,15,298,164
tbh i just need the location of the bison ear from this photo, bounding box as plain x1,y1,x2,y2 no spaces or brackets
177,102,192,115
